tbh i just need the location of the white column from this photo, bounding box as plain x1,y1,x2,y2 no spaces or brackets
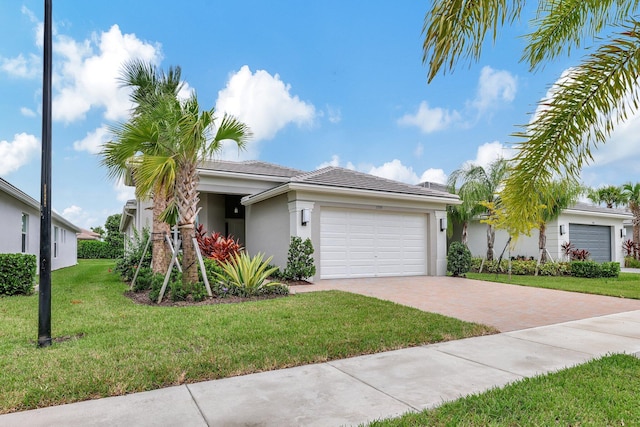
434,210,448,276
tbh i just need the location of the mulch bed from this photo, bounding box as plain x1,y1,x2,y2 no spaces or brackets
124,279,312,307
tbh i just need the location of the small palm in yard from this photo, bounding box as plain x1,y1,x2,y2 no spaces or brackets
215,252,282,297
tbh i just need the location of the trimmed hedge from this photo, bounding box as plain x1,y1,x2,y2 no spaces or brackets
77,240,120,259
571,261,620,278
0,253,37,296
447,242,472,276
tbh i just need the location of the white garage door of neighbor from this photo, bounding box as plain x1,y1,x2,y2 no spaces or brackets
320,208,427,279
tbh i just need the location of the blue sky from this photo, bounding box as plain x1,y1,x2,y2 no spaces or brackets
1,1,639,229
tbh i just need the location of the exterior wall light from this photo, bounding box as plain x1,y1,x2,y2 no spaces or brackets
621,228,627,238
439,217,446,232
559,224,566,235
301,209,310,226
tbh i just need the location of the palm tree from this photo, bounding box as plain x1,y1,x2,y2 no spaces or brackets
129,92,251,285
536,180,582,263
422,1,640,236
102,60,183,275
622,182,640,244
448,158,509,260
587,185,628,208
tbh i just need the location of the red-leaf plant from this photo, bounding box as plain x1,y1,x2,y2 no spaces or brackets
195,224,243,263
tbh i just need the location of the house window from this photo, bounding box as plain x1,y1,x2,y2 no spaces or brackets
54,226,59,258
21,213,28,253
62,229,66,243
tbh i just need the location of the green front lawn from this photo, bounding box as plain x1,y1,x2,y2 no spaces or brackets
467,272,640,299
0,260,495,414
368,353,640,426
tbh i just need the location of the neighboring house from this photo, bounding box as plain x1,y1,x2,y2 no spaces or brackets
0,177,80,270
462,202,632,263
77,228,102,241
120,160,459,279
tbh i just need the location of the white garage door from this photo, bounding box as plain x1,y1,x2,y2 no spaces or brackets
320,208,427,279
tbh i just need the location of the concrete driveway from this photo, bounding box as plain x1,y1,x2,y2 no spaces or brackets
295,276,640,332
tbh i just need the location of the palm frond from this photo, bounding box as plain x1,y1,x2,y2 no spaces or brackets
524,0,639,70
422,0,524,82
503,20,640,234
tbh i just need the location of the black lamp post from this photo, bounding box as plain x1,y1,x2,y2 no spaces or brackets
38,0,52,348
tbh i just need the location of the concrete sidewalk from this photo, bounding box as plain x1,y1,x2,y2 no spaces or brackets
3,310,640,426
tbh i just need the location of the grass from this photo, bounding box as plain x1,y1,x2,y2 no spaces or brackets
467,272,640,299
0,260,495,414
368,353,640,426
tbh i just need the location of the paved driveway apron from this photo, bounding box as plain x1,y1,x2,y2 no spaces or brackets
295,276,640,331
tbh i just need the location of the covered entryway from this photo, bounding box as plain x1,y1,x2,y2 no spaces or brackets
569,223,612,262
319,207,427,279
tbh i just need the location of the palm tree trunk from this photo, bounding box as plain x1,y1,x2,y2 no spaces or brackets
152,184,171,274
461,221,468,246
486,224,494,261
538,222,547,263
176,161,200,285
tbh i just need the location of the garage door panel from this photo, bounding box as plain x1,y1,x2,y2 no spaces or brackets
320,208,427,279
569,224,611,262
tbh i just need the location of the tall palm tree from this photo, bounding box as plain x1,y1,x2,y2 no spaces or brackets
448,158,509,260
130,91,251,285
422,1,640,236
102,60,183,275
536,180,582,263
587,185,628,208
622,182,640,244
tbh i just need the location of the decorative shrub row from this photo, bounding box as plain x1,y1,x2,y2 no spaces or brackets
0,253,37,296
469,257,619,278
570,261,620,278
77,240,120,259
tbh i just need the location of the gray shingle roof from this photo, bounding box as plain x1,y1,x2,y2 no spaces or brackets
199,160,304,178
291,167,459,200
567,201,632,217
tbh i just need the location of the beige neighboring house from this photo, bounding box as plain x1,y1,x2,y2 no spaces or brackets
462,202,632,263
0,177,80,270
119,160,460,279
77,228,102,241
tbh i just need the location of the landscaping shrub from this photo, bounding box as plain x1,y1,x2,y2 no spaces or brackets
600,262,620,278
625,256,640,268
571,261,602,278
195,224,242,263
0,253,37,296
538,262,572,276
215,252,287,297
283,236,316,281
115,227,151,282
77,240,119,259
132,267,154,291
447,241,472,276
510,260,537,275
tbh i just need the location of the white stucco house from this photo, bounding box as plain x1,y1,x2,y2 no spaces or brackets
462,202,632,263
120,160,459,279
0,178,80,270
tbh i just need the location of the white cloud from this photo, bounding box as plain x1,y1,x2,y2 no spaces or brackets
60,205,101,229
316,155,355,170
52,24,162,123
470,66,517,113
21,107,36,117
0,53,40,78
368,159,421,184
216,65,316,143
73,125,110,154
465,141,514,170
419,168,447,184
114,177,135,203
0,133,39,175
397,101,460,133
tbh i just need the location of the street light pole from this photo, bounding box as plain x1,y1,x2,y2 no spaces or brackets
38,0,53,348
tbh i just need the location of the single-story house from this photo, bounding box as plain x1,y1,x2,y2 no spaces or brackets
77,228,102,241
0,177,80,270
120,160,459,279
462,202,632,263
